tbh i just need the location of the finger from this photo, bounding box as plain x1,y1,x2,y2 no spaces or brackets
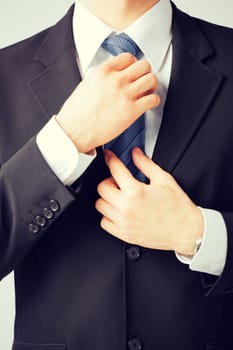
130,73,158,99
104,150,137,190
135,93,160,115
100,217,134,245
124,59,152,82
100,217,125,242
97,177,120,203
103,176,118,187
105,52,137,71
95,198,119,222
132,147,174,185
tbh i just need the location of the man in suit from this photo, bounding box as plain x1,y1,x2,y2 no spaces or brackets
0,0,233,349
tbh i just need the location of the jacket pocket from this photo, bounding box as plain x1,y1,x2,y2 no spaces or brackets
12,341,66,350
207,345,233,350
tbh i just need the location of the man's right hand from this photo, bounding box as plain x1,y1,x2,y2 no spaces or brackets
56,52,160,154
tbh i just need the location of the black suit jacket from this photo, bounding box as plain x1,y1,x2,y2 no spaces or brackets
1,4,233,350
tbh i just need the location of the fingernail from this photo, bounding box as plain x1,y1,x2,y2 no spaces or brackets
134,147,143,155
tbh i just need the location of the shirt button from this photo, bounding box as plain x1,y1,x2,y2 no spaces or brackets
35,216,47,227
28,224,40,234
49,200,60,212
126,246,141,261
43,208,54,220
128,338,143,350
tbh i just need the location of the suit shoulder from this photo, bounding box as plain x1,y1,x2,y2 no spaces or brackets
193,16,233,52
195,17,233,76
0,27,51,71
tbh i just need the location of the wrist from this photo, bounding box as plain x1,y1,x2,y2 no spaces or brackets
174,205,204,256
55,114,93,154
176,237,203,260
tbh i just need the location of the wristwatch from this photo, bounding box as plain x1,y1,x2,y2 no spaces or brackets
193,237,203,256
176,237,203,262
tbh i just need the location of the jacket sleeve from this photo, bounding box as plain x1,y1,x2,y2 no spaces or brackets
0,136,79,280
202,212,233,297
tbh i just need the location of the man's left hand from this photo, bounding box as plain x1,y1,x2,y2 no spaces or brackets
95,147,204,256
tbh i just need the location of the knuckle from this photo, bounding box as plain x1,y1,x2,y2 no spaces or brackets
109,73,124,92
133,186,144,198
130,183,144,195
126,80,136,96
96,197,102,207
105,55,120,71
141,60,152,72
120,187,143,211
148,73,158,88
123,52,135,62
164,171,173,182
100,217,106,230
125,187,137,200
167,174,178,188
149,94,160,106
123,69,132,83
117,73,127,87
99,62,109,75
97,182,103,194
164,185,175,199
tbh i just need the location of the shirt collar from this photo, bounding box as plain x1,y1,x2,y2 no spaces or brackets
73,0,172,74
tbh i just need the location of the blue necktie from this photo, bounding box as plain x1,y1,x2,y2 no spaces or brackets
102,33,146,182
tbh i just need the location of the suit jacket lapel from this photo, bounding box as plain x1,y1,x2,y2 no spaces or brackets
28,5,81,119
28,3,224,173
153,4,223,173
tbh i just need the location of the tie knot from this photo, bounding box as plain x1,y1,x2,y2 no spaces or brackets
102,33,142,58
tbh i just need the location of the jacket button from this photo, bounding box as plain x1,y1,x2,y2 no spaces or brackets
126,246,141,261
49,200,60,212
35,216,47,227
128,338,143,350
43,208,54,219
28,224,40,234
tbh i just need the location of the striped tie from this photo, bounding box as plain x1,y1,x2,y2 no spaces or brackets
102,33,146,182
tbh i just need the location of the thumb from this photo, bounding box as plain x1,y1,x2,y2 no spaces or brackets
132,147,172,185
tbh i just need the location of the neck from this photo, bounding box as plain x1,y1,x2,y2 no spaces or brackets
79,0,160,30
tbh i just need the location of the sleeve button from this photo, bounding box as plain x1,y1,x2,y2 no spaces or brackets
28,224,40,234
43,208,54,219
49,200,60,212
35,216,47,227
128,338,143,350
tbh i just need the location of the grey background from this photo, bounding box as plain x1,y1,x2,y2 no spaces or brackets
0,1,232,349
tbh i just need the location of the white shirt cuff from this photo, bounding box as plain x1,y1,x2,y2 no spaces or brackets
176,207,227,276
36,116,96,186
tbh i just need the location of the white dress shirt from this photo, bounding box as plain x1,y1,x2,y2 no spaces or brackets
36,0,227,276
